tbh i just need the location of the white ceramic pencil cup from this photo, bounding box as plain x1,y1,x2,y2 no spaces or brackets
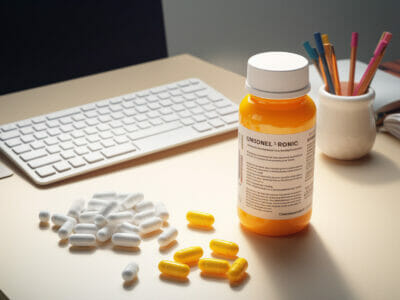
317,84,376,160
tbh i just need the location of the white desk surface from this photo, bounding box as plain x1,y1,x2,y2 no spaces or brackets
0,54,399,300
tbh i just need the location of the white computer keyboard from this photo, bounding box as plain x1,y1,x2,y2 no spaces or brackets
0,78,238,185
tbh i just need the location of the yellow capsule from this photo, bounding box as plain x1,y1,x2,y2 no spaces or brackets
210,239,239,257
174,246,203,264
158,260,190,278
198,258,230,274
227,257,248,282
186,211,214,227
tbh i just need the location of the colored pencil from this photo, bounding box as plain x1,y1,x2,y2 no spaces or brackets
322,34,341,95
303,41,323,81
314,32,335,94
348,32,358,96
330,45,341,95
353,40,388,95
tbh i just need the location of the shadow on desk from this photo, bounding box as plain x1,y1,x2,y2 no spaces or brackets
319,150,400,185
241,225,355,300
0,130,237,188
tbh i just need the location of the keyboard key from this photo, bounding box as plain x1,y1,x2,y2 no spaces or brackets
86,118,99,126
46,120,60,128
172,104,185,112
110,97,123,104
47,128,62,136
109,120,123,129
190,107,203,115
13,144,31,154
36,166,56,178
20,127,34,135
98,108,111,115
178,110,191,118
159,108,173,115
44,137,58,146
83,152,104,163
196,90,208,98
137,121,151,129
114,136,129,144
109,104,123,112
135,114,147,122
170,90,182,97
160,99,173,107
60,141,74,150
101,143,136,158
86,135,100,143
73,138,87,146
193,122,212,132
69,157,86,168
183,93,196,101
135,98,147,106
150,87,166,94
58,134,72,142
209,118,225,128
95,100,109,108
1,130,21,141
20,149,47,162
221,113,239,124
147,95,158,103
85,111,98,118
28,154,61,169
32,116,46,124
98,115,112,123
17,120,31,128
21,134,35,144
59,116,73,125
71,130,85,139
208,93,223,102
158,92,170,100
99,131,113,139
13,145,32,155
181,85,205,93
60,150,75,159
97,124,110,132
111,112,125,119
33,124,47,131
84,127,97,135
125,124,139,132
122,101,135,109
46,145,61,154
60,124,74,133
128,121,181,141
150,118,163,126
101,139,115,148
193,115,207,123
148,102,161,110
72,114,86,121
178,80,190,87
122,118,136,125
135,106,149,114
74,147,89,156
81,104,96,111
167,83,179,90
203,104,215,112
171,95,185,103
184,101,196,109
46,108,80,120
137,90,150,97
6,138,21,148
53,161,71,172
180,118,195,126
31,141,45,150
73,121,86,129
34,132,48,140
147,111,160,119
112,128,126,136
88,142,102,152
217,106,238,116
162,114,179,123
189,79,200,85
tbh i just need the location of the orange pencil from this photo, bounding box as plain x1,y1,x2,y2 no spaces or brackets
322,34,341,95
318,55,328,88
348,32,358,96
330,45,341,95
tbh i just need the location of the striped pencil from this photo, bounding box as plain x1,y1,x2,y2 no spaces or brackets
314,32,335,94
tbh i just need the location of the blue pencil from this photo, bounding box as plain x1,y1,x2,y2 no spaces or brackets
303,41,323,80
313,32,335,94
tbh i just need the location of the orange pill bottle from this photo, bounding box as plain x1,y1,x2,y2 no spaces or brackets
238,52,316,236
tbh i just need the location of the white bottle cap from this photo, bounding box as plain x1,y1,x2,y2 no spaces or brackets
246,52,310,99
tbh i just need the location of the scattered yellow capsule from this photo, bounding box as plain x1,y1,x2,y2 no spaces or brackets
210,239,239,257
186,211,214,228
174,246,204,264
227,257,248,282
158,260,190,278
198,258,230,274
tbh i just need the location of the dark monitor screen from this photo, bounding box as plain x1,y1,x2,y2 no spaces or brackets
0,1,168,95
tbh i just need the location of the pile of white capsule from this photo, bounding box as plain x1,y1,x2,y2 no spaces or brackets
39,191,178,283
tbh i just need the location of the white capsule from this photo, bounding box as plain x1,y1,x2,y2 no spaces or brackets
135,199,154,212
51,213,70,226
39,211,50,223
87,199,108,210
92,191,117,199
121,193,144,209
154,202,169,222
132,209,155,225
67,198,85,219
158,227,178,247
69,234,97,247
122,262,139,281
112,233,141,247
94,214,108,227
99,200,118,217
58,218,77,239
79,211,99,223
107,211,134,224
118,222,140,233
96,224,116,242
74,223,98,234
139,217,163,235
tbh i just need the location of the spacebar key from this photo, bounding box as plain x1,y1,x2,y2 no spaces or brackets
101,144,136,158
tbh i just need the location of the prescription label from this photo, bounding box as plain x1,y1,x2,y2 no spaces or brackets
238,125,316,220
